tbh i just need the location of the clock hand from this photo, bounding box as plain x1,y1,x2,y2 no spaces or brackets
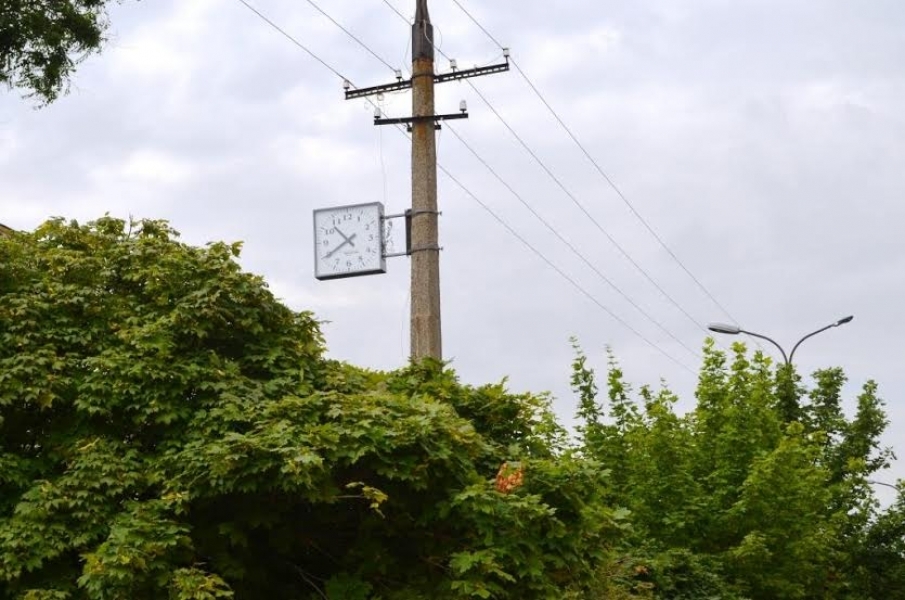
324,233,358,259
325,239,350,259
334,226,356,247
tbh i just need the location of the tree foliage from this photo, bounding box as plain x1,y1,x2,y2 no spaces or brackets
1,216,902,598
573,340,905,599
0,217,622,599
0,0,124,104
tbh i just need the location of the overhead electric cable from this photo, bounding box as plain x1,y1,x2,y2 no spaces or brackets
302,0,397,72
381,0,412,24
236,0,697,376
234,0,349,82
449,0,746,328
449,0,504,48
447,124,700,360
379,1,712,338
378,115,693,370
463,80,710,336
436,161,696,376
508,60,743,326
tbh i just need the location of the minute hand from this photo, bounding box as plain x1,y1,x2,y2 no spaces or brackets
324,233,357,259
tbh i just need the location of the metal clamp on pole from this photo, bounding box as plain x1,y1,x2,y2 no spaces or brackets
383,245,442,259
410,244,442,253
405,209,442,255
382,209,442,220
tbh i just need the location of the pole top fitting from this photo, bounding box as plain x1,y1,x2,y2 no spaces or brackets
412,0,435,61
415,0,431,23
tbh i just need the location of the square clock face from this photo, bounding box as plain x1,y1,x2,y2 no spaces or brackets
313,202,386,280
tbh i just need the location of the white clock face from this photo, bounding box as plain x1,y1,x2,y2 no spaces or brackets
313,202,386,280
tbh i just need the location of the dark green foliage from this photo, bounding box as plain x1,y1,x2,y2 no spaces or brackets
2,216,901,598
0,0,124,104
0,217,621,599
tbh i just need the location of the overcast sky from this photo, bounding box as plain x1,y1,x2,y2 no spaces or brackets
2,0,903,497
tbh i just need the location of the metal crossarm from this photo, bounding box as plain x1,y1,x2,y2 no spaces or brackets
344,60,509,100
346,79,413,100
373,113,468,127
434,61,509,84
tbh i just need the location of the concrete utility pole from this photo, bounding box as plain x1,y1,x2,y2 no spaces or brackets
409,0,442,360
345,0,509,361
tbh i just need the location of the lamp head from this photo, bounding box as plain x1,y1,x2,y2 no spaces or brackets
708,323,742,335
835,315,854,327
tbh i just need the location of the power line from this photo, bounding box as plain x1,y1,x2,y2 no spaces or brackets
435,159,696,376
379,114,694,371
354,8,697,372
234,0,350,83
446,124,701,360
510,58,743,326
236,0,697,375
374,0,706,365
381,0,412,24
463,80,711,337
380,2,711,339
449,0,504,49
302,0,397,73
449,0,745,328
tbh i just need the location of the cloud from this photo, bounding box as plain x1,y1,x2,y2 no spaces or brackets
91,149,194,186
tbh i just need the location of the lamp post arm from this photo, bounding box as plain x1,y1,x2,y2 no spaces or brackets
740,330,789,365
868,479,901,492
788,324,835,365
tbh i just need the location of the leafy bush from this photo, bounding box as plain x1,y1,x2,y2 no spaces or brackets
0,218,622,599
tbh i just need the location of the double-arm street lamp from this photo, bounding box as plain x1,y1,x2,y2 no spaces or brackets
708,316,854,365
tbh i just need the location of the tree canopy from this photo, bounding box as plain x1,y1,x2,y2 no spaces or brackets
0,0,122,104
0,216,902,599
0,217,622,599
572,341,904,599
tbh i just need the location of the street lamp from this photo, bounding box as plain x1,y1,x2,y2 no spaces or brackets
707,316,854,365
868,479,901,492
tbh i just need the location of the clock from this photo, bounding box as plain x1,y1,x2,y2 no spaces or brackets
313,202,387,280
